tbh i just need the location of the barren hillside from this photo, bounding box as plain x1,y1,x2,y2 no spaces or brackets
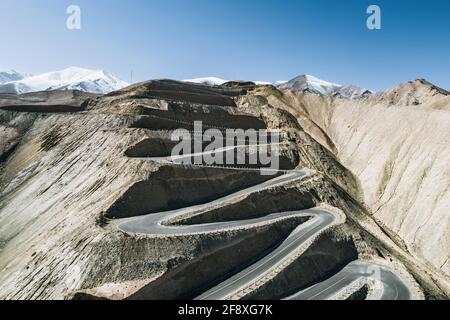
0,81,447,300
256,80,450,278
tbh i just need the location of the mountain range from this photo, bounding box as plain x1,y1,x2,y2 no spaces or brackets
0,67,129,94
184,74,372,99
275,74,372,99
0,70,27,84
2,68,444,102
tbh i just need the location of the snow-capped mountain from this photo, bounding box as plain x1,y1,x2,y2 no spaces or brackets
276,74,372,99
0,67,129,94
334,85,372,99
183,77,229,86
0,70,26,84
273,80,288,86
277,75,341,95
183,74,373,99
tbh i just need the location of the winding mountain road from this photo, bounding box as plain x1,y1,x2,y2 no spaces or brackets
285,261,412,300
196,210,336,300
113,146,416,300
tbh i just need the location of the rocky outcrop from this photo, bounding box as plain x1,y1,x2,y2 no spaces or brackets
371,79,449,108
0,126,20,162
221,81,256,88
0,110,39,166
176,187,316,225
0,90,99,113
104,166,276,219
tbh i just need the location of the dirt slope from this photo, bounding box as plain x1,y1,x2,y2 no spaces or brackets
256,81,450,277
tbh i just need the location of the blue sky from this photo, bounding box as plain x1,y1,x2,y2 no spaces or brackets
0,0,449,91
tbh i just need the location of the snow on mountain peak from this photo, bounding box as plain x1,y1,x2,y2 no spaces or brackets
254,81,272,85
277,74,341,96
0,67,129,94
276,74,372,99
335,85,372,99
0,70,26,84
182,74,372,99
183,77,229,86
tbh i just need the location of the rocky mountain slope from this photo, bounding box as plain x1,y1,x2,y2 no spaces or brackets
256,79,450,279
0,80,447,300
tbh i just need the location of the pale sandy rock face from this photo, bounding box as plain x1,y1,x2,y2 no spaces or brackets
370,79,450,109
255,82,450,277
253,86,338,154
328,100,450,275
0,126,21,161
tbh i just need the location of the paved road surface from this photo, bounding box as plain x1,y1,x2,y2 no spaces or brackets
286,261,411,300
114,149,415,300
